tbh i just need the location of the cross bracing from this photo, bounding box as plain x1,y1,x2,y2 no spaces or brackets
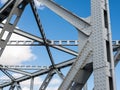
0,0,120,90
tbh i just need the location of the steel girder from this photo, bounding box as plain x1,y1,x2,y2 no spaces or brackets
37,0,117,89
0,0,119,90
0,0,28,57
0,23,78,56
0,58,75,87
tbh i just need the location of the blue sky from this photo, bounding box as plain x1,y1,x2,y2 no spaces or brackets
0,0,120,90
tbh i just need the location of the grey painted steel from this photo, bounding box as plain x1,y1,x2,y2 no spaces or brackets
0,23,78,56
0,69,15,81
71,63,93,90
106,0,117,89
30,0,55,66
30,78,34,90
68,0,118,89
0,0,119,90
71,69,92,90
38,0,91,35
9,82,22,90
7,40,79,46
0,0,27,57
0,58,76,87
9,83,15,90
7,40,36,46
0,65,49,70
7,40,120,49
83,84,88,90
0,0,15,22
39,70,54,90
114,48,120,66
91,0,116,89
14,29,78,56
58,41,92,90
112,41,120,52
1,67,32,76
55,69,64,80
16,82,22,90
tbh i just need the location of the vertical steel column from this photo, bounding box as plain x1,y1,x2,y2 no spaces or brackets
30,77,34,90
91,0,116,90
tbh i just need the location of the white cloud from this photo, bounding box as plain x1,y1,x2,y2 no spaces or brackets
46,78,61,90
0,0,45,10
50,78,61,85
0,33,36,65
0,73,61,90
21,77,42,86
22,87,29,90
34,0,45,10
21,77,61,90
0,20,36,65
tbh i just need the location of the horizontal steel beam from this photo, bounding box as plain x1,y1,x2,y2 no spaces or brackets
0,58,76,87
7,40,79,46
0,48,119,88
14,29,78,56
7,39,120,50
0,23,78,56
1,65,49,70
2,68,32,76
7,40,39,46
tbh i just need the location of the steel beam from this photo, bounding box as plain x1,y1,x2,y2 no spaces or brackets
14,29,78,56
38,0,91,35
70,57,93,90
0,0,119,90
39,70,54,90
30,0,55,66
58,41,92,90
71,70,92,90
0,69,15,81
0,23,78,56
9,82,22,90
114,48,120,66
91,0,116,89
16,82,22,90
83,84,88,90
7,40,79,46
0,0,15,23
0,58,76,87
0,0,28,57
30,77,34,90
55,69,64,80
2,68,32,76
9,83,15,90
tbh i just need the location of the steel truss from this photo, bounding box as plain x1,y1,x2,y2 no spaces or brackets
0,0,120,90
